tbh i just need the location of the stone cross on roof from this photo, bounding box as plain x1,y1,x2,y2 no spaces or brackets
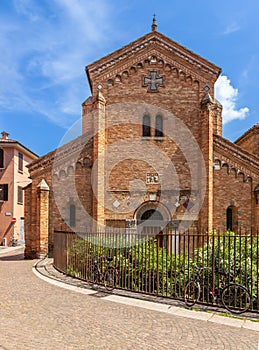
152,14,157,31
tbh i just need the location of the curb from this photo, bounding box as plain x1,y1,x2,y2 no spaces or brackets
32,258,259,332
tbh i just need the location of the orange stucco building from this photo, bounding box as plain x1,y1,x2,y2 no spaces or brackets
0,131,38,246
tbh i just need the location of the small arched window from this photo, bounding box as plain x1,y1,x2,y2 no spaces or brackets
0,149,4,168
69,204,76,227
155,115,163,137
226,205,238,232
226,207,233,231
142,115,151,137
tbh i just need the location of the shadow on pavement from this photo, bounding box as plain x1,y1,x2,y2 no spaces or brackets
0,253,25,261
0,248,25,261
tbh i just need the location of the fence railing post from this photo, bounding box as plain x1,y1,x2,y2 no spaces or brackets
52,228,257,313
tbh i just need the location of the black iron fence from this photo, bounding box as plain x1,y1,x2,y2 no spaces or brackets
53,229,259,312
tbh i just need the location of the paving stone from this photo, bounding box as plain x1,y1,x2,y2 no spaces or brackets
0,248,259,350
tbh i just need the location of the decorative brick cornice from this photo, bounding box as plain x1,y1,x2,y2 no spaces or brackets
213,135,259,174
28,133,92,175
86,31,221,85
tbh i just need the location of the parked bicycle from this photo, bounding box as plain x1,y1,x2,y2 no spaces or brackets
11,237,18,246
184,264,252,314
86,256,119,291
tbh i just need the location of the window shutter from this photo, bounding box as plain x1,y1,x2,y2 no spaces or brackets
18,152,23,172
3,184,8,201
0,184,8,201
18,186,23,204
0,149,3,168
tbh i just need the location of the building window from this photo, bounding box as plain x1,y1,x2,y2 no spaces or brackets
155,115,163,137
226,206,237,232
0,149,3,168
18,186,23,204
69,204,76,227
226,207,233,231
0,184,8,201
142,115,151,137
18,152,23,172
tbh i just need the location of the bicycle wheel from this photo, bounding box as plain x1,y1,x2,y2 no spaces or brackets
221,283,251,314
184,280,200,307
86,269,97,286
104,269,115,291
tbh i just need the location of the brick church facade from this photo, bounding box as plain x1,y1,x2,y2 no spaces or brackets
24,19,259,258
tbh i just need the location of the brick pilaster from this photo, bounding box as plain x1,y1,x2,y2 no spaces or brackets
200,94,214,231
37,179,50,258
92,91,106,228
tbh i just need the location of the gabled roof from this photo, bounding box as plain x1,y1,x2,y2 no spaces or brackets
235,124,259,144
214,134,259,173
86,29,221,92
0,138,38,159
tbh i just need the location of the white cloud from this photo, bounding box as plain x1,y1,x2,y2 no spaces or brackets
55,0,112,42
222,22,240,35
0,0,115,128
13,0,42,22
215,75,249,124
2,2,249,130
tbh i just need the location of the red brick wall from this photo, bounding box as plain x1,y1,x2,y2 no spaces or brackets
24,136,93,258
24,31,259,258
213,164,254,231
237,133,259,157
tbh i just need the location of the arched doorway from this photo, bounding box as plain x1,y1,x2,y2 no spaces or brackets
135,202,170,233
140,209,163,222
140,208,166,249
134,202,174,251
139,209,164,243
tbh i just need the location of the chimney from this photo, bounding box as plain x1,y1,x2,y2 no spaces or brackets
1,131,9,140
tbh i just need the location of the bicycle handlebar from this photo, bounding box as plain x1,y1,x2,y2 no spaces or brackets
94,255,114,263
193,264,234,278
193,264,210,271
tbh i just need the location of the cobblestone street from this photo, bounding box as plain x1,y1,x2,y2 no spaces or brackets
1,247,259,350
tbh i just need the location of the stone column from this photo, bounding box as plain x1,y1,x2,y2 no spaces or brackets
37,179,50,258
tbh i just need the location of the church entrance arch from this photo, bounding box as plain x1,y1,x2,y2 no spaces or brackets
140,209,163,222
134,201,171,233
134,202,175,251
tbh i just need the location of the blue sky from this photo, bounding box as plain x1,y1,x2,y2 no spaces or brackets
0,0,258,156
